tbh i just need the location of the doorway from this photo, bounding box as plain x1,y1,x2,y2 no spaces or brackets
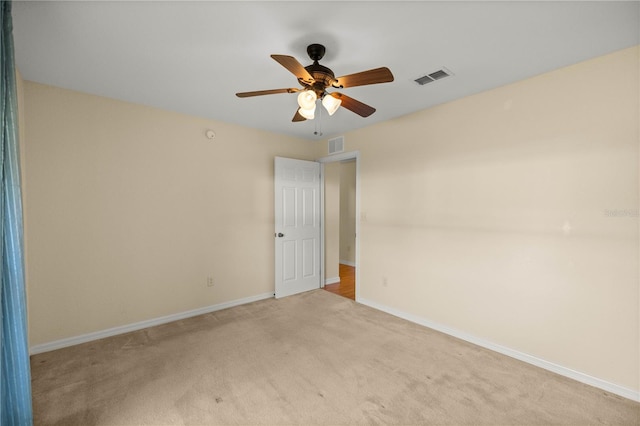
319,153,359,301
324,263,355,300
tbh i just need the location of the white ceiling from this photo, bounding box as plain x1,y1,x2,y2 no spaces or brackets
12,1,640,141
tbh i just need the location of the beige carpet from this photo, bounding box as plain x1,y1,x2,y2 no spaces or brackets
31,289,639,425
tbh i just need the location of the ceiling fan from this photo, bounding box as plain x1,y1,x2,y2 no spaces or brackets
236,43,394,122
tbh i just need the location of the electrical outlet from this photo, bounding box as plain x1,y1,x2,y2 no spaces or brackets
382,276,388,287
207,276,214,287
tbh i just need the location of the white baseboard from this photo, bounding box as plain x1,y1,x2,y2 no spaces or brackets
30,292,274,355
339,260,356,267
357,297,640,402
325,276,340,285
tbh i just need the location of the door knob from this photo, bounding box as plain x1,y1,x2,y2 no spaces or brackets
276,233,284,238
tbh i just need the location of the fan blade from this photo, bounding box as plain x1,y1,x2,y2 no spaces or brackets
236,88,299,98
271,55,315,84
292,110,306,122
333,67,394,88
330,93,376,117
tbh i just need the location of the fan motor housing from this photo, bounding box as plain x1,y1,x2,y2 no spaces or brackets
302,62,336,94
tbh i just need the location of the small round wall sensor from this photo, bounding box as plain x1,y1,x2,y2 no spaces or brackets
205,130,216,140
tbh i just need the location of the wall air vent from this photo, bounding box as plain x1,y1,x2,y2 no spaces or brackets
414,67,453,85
328,136,344,155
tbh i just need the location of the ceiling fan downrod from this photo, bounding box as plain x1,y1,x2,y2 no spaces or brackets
307,43,326,62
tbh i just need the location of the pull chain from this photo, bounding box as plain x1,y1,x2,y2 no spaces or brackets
314,99,323,136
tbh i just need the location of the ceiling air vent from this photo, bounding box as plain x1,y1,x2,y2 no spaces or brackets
328,136,344,155
414,67,453,86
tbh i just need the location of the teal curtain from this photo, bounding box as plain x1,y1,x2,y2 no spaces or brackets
0,1,33,425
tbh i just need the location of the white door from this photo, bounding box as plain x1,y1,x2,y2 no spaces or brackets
274,157,321,298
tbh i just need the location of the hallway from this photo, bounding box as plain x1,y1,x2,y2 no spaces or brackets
323,264,355,300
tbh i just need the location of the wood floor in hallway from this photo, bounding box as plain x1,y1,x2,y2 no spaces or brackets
324,264,355,300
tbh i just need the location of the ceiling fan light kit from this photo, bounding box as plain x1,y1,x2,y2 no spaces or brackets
297,90,317,110
236,43,394,124
322,94,341,116
298,106,315,120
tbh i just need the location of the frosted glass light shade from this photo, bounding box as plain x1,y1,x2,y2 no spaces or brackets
298,105,315,120
297,90,317,110
322,94,342,116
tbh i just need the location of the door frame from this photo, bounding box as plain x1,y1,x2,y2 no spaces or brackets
317,150,360,302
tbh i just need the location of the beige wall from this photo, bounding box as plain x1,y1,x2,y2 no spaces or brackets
339,160,357,264
23,82,314,346
334,46,639,392
19,46,639,395
324,162,340,281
